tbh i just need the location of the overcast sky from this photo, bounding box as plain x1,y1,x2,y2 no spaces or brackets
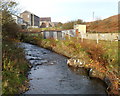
17,0,119,23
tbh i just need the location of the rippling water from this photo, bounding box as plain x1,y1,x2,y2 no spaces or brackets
19,42,107,95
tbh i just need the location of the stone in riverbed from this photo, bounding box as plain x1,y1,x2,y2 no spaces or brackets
103,77,112,88
26,56,42,60
67,58,85,68
89,68,105,80
29,59,48,66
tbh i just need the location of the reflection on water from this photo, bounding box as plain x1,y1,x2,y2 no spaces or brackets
69,67,89,76
69,66,108,90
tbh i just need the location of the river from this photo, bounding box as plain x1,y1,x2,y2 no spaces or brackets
19,42,107,95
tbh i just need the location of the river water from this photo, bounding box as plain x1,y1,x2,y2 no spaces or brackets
19,42,107,95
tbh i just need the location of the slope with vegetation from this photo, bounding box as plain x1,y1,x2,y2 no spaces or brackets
86,15,120,33
61,19,84,29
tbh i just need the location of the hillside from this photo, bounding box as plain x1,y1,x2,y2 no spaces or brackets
86,14,120,33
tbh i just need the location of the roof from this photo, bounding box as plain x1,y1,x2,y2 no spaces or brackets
22,10,31,14
40,17,51,21
12,14,23,19
21,10,40,18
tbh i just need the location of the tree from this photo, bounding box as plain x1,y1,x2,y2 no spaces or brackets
76,19,83,24
1,0,20,39
1,0,17,24
62,21,74,29
62,19,84,30
56,22,63,28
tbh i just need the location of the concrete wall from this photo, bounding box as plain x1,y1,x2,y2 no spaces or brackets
53,32,58,40
61,29,76,37
57,32,62,40
40,30,119,41
41,29,77,40
42,31,63,40
45,31,50,39
86,33,119,41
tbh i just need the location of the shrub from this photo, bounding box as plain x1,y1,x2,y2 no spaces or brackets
2,22,20,40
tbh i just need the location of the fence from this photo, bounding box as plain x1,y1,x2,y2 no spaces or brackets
86,33,119,41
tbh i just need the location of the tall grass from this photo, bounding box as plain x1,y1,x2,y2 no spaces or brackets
99,41,118,73
2,41,29,94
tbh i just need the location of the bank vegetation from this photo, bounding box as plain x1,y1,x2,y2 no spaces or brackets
1,0,29,94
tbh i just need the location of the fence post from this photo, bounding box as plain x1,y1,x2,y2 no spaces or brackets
111,33,113,42
81,37,83,42
81,34,83,42
96,33,99,44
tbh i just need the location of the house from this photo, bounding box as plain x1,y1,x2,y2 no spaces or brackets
40,17,54,28
12,14,28,29
74,24,86,38
20,11,40,28
12,15,23,25
40,22,54,28
40,17,51,22
52,22,60,27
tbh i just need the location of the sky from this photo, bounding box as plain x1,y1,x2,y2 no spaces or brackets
17,0,119,23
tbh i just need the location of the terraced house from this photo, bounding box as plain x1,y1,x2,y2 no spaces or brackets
20,11,40,28
12,14,28,29
40,17,55,28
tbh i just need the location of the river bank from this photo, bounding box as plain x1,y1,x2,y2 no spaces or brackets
2,39,30,94
20,34,119,95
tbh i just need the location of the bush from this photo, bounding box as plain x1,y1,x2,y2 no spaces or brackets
62,19,84,29
2,22,20,40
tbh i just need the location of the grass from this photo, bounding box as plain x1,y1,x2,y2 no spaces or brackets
2,40,29,94
99,41,118,72
20,33,119,95
21,27,62,33
80,40,119,94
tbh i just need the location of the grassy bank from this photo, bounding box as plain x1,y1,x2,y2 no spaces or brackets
21,34,119,95
2,39,29,94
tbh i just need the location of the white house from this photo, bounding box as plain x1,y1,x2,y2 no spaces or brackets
12,15,24,25
74,24,86,38
12,14,28,29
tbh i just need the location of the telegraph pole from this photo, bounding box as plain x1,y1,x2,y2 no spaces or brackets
93,12,95,21
93,11,98,44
